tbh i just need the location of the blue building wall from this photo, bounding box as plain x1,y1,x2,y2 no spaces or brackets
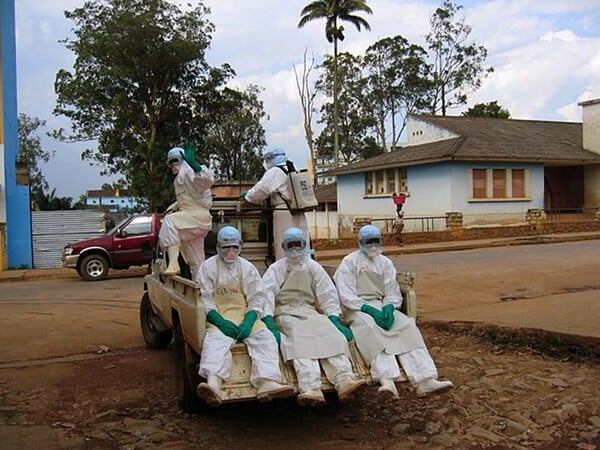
337,160,546,234
2,0,33,268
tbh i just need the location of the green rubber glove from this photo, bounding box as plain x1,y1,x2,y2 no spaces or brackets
261,315,281,344
182,142,203,172
381,304,396,330
360,304,387,329
206,310,239,339
236,310,258,341
239,191,248,200
328,315,354,341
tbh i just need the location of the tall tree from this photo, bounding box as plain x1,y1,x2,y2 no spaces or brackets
425,0,493,116
53,0,233,212
204,85,267,181
298,0,372,167
363,36,432,150
316,52,381,164
293,49,318,186
462,101,511,118
17,113,54,196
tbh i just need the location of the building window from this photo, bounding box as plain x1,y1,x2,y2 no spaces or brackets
492,169,505,198
365,168,408,196
470,168,529,200
472,169,487,198
512,169,525,197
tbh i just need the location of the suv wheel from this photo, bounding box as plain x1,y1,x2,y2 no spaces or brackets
79,254,109,281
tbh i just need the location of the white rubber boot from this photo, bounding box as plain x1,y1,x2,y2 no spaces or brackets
297,389,326,407
378,377,399,399
336,378,366,403
196,375,223,407
416,378,454,397
256,380,294,403
163,246,181,275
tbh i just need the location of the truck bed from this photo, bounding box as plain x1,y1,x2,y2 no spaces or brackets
142,263,417,410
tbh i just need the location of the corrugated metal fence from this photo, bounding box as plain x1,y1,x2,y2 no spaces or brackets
32,210,106,268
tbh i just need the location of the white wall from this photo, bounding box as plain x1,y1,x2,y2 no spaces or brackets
306,210,338,239
581,99,600,154
336,161,547,235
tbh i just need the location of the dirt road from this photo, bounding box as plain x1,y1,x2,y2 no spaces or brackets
0,242,599,449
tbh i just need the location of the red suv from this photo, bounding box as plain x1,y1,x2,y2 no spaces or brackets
61,213,162,281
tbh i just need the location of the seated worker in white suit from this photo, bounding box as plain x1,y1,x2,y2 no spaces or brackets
240,148,310,260
159,144,214,279
195,226,293,407
334,225,453,398
261,227,365,406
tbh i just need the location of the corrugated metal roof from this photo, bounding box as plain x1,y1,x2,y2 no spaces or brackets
32,210,106,268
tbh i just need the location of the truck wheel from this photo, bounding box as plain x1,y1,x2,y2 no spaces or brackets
172,323,205,413
139,293,172,349
79,254,109,281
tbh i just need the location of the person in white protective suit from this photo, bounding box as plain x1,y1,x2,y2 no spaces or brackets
195,226,294,407
334,225,454,398
261,227,366,407
159,144,214,278
240,148,310,260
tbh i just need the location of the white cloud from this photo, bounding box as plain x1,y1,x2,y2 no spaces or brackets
14,0,600,198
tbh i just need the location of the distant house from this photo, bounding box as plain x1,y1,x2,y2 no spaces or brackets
85,189,143,212
328,99,600,238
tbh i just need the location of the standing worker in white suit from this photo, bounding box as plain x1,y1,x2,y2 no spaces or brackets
195,226,293,407
334,225,453,399
240,148,310,260
159,143,214,278
262,227,365,406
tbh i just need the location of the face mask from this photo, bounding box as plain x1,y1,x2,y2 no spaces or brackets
363,243,382,257
286,248,305,265
219,245,240,265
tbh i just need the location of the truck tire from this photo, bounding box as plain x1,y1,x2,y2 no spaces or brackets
139,293,172,349
79,253,109,281
172,322,205,413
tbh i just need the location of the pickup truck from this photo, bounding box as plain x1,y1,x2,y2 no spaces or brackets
61,213,162,281
139,197,417,412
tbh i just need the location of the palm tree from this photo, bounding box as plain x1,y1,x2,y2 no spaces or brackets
298,0,372,168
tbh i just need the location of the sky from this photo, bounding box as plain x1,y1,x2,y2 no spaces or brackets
14,0,600,200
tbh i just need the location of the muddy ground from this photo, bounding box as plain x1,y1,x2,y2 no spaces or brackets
0,242,599,449
1,323,598,450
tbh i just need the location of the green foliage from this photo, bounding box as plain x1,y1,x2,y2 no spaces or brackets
31,188,73,211
425,0,493,115
17,113,55,194
462,101,511,119
298,0,373,167
53,0,267,212
316,53,383,164
298,0,373,44
204,85,266,181
363,35,432,149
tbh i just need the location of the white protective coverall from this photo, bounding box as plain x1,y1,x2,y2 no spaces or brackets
196,255,283,387
159,160,214,278
244,164,310,261
262,257,358,394
334,250,440,386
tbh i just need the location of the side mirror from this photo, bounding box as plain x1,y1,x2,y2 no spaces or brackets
118,229,128,238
